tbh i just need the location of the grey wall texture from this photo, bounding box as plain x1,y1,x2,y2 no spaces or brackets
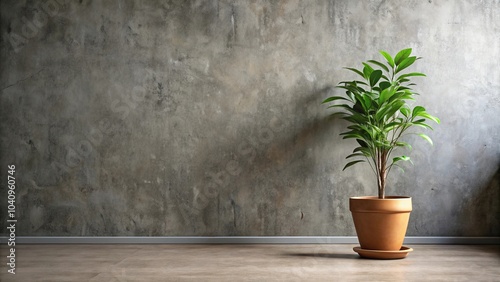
1,0,499,237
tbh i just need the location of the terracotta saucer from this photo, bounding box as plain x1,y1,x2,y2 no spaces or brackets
353,246,413,259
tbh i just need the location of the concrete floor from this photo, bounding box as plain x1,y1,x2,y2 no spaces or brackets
0,244,499,281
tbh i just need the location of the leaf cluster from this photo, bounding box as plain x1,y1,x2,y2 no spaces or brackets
322,48,440,196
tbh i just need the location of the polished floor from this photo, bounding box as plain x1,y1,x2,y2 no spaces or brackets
0,244,499,281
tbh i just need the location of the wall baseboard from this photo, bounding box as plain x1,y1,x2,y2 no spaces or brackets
0,236,498,244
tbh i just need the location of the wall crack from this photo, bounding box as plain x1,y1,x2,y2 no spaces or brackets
0,68,45,92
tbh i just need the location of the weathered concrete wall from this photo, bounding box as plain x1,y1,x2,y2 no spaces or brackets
1,0,499,236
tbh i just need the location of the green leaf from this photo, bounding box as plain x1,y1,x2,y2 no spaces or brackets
346,153,365,159
415,112,441,124
321,96,349,104
362,63,374,80
343,115,366,124
418,133,434,146
374,139,391,149
356,139,368,148
412,121,434,130
327,104,358,116
353,101,364,113
338,80,368,86
367,60,390,72
327,104,353,109
344,67,365,79
376,100,404,122
329,112,347,118
401,94,415,100
387,91,408,104
384,101,405,119
369,70,383,87
343,160,365,171
381,74,391,82
340,130,364,137
353,146,372,157
395,142,412,150
336,84,365,95
378,87,395,105
379,50,394,68
397,72,426,81
394,48,412,65
379,81,391,91
361,94,373,111
400,107,410,117
393,155,412,164
395,56,417,74
412,106,426,117
397,86,412,91
384,121,402,131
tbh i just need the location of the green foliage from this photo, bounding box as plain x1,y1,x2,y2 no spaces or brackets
322,48,440,198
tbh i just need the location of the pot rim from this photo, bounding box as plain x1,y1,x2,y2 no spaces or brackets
350,196,411,200
350,196,412,212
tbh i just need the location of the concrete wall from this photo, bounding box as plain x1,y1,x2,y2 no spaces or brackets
1,0,499,236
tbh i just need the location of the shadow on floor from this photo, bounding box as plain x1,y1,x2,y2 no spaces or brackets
283,252,359,260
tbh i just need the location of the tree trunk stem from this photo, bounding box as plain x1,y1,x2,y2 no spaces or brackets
378,150,387,199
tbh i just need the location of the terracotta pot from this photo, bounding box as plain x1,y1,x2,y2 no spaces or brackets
350,196,412,251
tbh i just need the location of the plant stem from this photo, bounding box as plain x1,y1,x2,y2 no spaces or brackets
376,148,389,199
377,153,381,199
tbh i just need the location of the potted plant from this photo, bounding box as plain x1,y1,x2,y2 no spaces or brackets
322,48,440,259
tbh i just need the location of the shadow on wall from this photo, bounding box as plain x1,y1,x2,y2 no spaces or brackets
461,166,500,236
184,86,340,236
